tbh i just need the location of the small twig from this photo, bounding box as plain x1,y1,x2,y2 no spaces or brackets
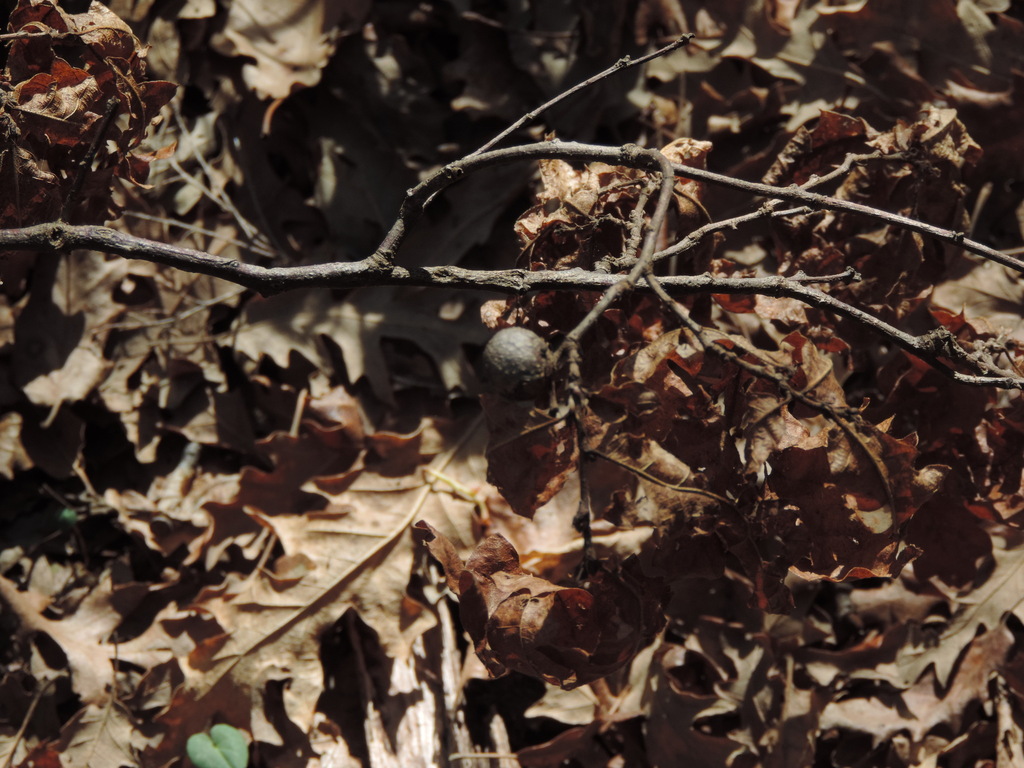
571,435,597,578
795,151,905,192
170,105,265,245
362,139,1024,274
439,142,1024,274
100,286,245,333
559,146,676,348
0,678,55,768
449,754,522,764
0,29,62,42
594,176,657,273
471,35,694,157
560,338,594,573
587,448,733,506
8,133,1024,390
557,147,678,575
641,204,811,268
643,272,903,529
789,267,861,285
646,271,862,421
121,211,279,259
16,139,1021,280
61,96,120,221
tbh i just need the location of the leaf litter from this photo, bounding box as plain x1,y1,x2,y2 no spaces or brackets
4,1,1024,767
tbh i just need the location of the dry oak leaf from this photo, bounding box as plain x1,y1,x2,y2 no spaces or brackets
481,394,578,519
209,0,370,99
415,521,664,690
821,626,1014,746
0,571,167,707
4,0,176,222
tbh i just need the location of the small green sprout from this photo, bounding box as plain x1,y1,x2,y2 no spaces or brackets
185,724,249,768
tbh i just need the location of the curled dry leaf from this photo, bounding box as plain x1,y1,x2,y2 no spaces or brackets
414,521,664,690
209,0,370,100
481,394,578,518
660,137,716,243
3,0,176,224
766,108,980,321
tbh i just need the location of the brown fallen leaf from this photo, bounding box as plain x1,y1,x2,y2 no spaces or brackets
415,521,664,690
142,417,482,763
209,0,369,99
821,626,1014,745
0,572,167,707
481,394,579,519
5,0,176,222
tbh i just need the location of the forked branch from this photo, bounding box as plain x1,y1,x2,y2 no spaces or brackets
1,36,1020,392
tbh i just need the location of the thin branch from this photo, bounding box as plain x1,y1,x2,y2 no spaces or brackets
0,678,55,768
646,274,862,419
594,175,656,273
6,133,1023,390
559,147,678,574
642,204,811,268
561,147,676,347
169,104,267,245
379,141,1024,273
19,140,1012,279
4,219,1021,388
647,274,908,531
795,151,905,192
470,35,694,156
120,211,279,259
61,96,119,221
0,29,63,42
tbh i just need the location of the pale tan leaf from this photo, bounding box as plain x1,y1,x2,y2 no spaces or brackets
145,419,484,760
932,260,1024,341
209,0,370,99
56,700,151,768
0,574,120,706
234,287,488,402
896,526,1024,688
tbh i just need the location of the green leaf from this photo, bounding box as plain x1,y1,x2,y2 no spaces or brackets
56,507,78,528
186,725,248,768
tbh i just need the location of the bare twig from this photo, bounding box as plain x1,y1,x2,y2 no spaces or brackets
0,678,55,768
0,29,64,42
646,277,906,534
360,140,1024,274
61,96,120,221
169,104,268,246
121,211,279,259
557,147,701,573
11,139,1021,278
594,175,657,273
4,219,1020,388
5,133,1023,390
642,204,811,268
645,274,860,419
795,151,906,191
471,35,694,156
560,146,676,347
